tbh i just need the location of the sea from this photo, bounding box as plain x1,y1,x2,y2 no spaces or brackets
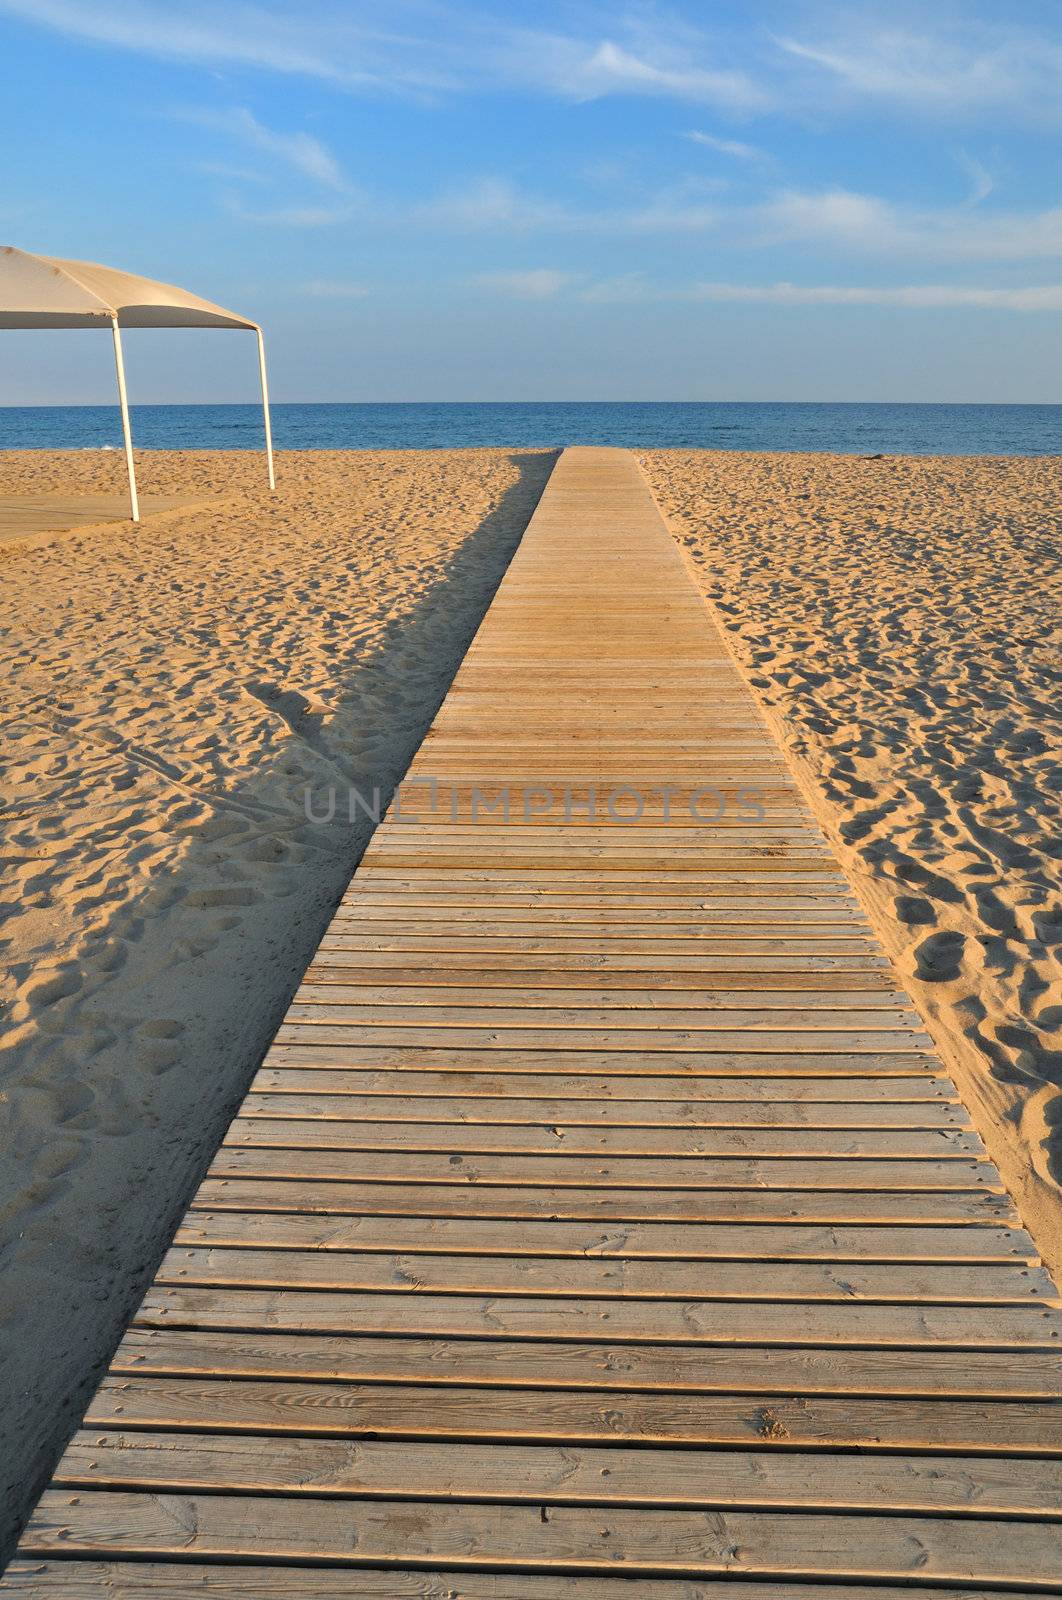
0,401,1060,456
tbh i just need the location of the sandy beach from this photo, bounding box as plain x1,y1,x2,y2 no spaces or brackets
0,446,555,1553
1,442,1060,1561
645,448,1062,1272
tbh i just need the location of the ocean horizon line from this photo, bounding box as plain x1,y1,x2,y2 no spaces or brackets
3,397,1061,410
2,398,1060,456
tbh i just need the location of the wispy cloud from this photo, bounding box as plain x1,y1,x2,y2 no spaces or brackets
397,170,1062,264
684,130,763,160
0,0,768,108
226,200,352,227
520,35,767,110
6,0,1062,129
956,150,996,205
186,107,349,190
579,272,651,303
772,19,1062,121
690,280,1062,311
0,0,435,91
758,187,1062,262
414,179,576,232
470,268,654,303
472,269,578,300
472,268,1062,313
354,170,1062,264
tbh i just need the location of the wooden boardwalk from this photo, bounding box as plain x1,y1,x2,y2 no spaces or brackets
8,447,1061,1596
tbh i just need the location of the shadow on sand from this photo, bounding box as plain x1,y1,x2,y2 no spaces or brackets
0,448,558,1559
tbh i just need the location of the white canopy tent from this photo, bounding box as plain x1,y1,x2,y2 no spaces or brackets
0,245,274,521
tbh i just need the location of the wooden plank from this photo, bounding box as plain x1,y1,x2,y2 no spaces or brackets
252,1066,954,1101
84,1376,1062,1451
365,824,824,840
317,934,884,954
5,1568,1041,1600
131,1287,1062,1347
193,1177,1018,1223
241,1090,969,1126
355,865,845,881
208,1146,1003,1189
282,1001,926,1033
20,1493,1062,1582
110,1327,1062,1399
175,1212,1037,1262
262,1043,944,1075
297,981,915,1006
154,1246,1054,1304
312,948,894,970
52,1432,1062,1515
301,964,900,990
326,909,864,931
224,1120,984,1159
274,1026,936,1054
342,886,859,902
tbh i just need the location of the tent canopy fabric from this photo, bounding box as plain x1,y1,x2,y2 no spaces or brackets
0,244,273,520
0,246,258,330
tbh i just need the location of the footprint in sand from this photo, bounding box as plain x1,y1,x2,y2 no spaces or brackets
79,938,128,977
185,885,261,909
1032,907,1062,946
894,895,936,925
19,964,82,1011
913,929,966,983
135,1018,186,1074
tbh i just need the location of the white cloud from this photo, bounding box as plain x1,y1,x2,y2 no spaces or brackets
622,194,724,232
414,179,575,232
524,36,766,110
470,269,655,303
411,175,730,236
956,150,995,206
6,0,1062,129
758,186,1062,262
772,20,1062,120
371,172,1062,265
475,272,1062,312
0,0,767,108
689,280,1062,311
0,0,372,85
468,268,1062,313
579,272,650,303
187,107,348,190
685,130,763,160
472,269,578,299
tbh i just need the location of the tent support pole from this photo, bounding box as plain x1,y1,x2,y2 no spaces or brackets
256,327,276,490
110,317,140,523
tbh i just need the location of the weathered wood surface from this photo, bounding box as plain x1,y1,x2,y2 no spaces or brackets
12,447,1060,1596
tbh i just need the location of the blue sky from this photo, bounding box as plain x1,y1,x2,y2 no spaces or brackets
3,0,1062,402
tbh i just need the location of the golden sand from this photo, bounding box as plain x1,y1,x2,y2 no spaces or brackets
644,447,1062,1275
0,446,555,1549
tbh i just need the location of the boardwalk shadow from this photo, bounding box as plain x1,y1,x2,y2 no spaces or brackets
0,448,558,1558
